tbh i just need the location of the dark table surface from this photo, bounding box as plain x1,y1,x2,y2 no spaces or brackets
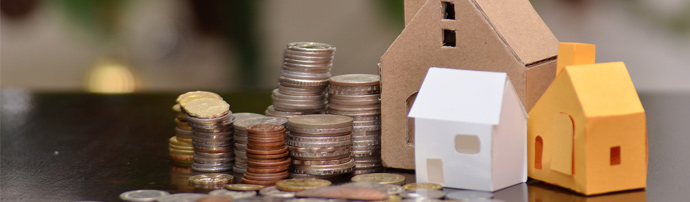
1,90,688,202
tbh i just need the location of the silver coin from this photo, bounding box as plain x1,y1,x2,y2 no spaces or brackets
157,193,208,202
209,189,257,199
351,134,381,141
351,145,381,151
282,65,331,74
287,133,351,142
352,150,382,158
282,62,333,69
353,124,382,132
232,113,266,121
273,89,326,100
279,76,330,87
353,167,385,175
287,139,351,148
272,96,325,106
328,103,381,112
283,52,333,61
355,161,383,169
351,130,382,137
284,57,332,65
259,186,295,198
329,97,380,106
119,189,170,202
234,116,289,131
329,74,379,86
191,163,232,172
278,85,327,96
287,42,335,52
291,166,355,176
445,191,494,201
287,126,352,136
352,139,381,146
233,165,247,173
352,120,382,127
329,85,380,95
401,190,446,199
383,184,405,195
185,113,234,125
289,149,351,160
327,109,380,116
289,145,350,153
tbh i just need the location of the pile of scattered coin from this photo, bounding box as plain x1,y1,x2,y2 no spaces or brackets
266,42,336,117
327,74,383,174
180,93,235,173
243,124,291,185
233,116,288,183
287,114,355,180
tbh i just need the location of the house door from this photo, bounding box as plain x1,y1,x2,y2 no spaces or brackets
551,112,575,175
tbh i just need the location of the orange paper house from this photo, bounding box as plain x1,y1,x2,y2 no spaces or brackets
527,45,647,195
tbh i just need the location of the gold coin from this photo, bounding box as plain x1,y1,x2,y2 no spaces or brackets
351,173,405,185
189,174,234,186
178,93,223,108
275,178,332,192
176,91,222,103
181,98,230,118
374,195,402,202
403,183,443,191
172,104,182,113
225,184,265,191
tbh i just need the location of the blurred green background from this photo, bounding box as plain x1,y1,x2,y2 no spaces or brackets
1,0,689,93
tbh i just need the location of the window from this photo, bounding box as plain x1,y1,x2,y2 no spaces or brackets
443,29,456,47
406,92,418,145
454,134,480,154
535,136,543,170
442,1,455,20
611,146,621,165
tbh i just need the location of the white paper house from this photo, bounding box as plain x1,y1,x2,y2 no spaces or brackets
408,67,528,192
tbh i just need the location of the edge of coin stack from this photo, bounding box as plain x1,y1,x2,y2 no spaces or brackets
242,124,291,185
178,92,236,173
327,74,383,174
233,117,288,183
287,114,355,180
266,42,336,118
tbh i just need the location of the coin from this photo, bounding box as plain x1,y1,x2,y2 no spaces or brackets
383,184,405,195
445,191,494,201
196,196,234,202
288,115,353,129
189,174,234,188
209,189,257,199
182,98,230,119
259,186,296,198
329,74,380,86
119,189,170,202
177,91,223,103
403,183,443,191
276,178,332,192
225,184,265,191
401,190,446,199
351,173,405,185
157,193,209,202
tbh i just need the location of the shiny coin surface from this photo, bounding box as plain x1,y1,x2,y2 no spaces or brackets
329,74,380,86
182,98,230,119
225,184,265,191
189,174,234,187
209,189,257,199
259,186,295,198
157,193,208,202
383,184,405,195
351,173,405,185
400,190,446,199
119,189,170,202
445,190,494,201
276,178,332,192
288,114,353,129
403,183,443,191
177,91,223,103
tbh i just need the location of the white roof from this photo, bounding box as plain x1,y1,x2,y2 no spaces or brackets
408,67,508,125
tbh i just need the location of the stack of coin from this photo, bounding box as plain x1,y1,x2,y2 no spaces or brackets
233,117,288,183
266,42,336,116
182,97,235,172
327,74,383,174
287,115,355,179
243,124,291,185
169,91,223,167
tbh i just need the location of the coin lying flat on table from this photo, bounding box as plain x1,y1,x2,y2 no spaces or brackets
157,193,209,202
400,189,446,199
276,178,332,192
225,184,265,191
189,173,234,188
259,186,295,198
403,183,443,191
209,189,257,199
119,189,170,202
351,173,406,185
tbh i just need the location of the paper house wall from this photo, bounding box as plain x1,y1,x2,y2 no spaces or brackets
379,0,559,169
409,67,528,191
527,61,647,195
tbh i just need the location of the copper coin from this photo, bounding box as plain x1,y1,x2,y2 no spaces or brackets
247,165,290,174
245,146,288,155
242,177,281,186
244,171,290,179
247,158,291,168
247,124,286,134
246,151,289,160
196,196,234,202
247,142,286,149
247,136,285,143
247,158,286,163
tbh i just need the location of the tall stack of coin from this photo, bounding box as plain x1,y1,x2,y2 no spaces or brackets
233,117,288,183
169,91,223,167
287,114,355,179
181,97,235,172
327,74,383,174
243,124,291,185
266,42,336,116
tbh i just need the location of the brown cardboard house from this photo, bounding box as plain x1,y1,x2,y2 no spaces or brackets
379,0,560,169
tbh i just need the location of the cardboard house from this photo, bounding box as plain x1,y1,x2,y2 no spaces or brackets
529,182,647,202
409,67,528,191
527,58,647,195
379,0,559,169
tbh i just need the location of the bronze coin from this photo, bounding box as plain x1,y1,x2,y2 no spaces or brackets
247,136,285,143
247,151,289,160
245,146,288,155
196,196,234,202
247,124,286,134
244,171,290,179
247,158,285,163
242,177,281,186
247,142,286,149
247,165,289,174
247,158,291,168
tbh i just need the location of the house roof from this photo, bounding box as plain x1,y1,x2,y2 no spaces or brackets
474,0,559,65
408,67,516,125
565,62,645,117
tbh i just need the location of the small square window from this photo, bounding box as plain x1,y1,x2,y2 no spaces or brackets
454,134,480,154
610,146,621,165
442,1,455,20
443,29,456,47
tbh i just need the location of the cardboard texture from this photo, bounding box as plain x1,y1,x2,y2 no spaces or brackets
409,67,527,191
527,57,647,195
380,0,558,169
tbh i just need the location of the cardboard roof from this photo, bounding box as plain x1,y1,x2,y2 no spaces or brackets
409,67,514,125
474,0,559,65
565,62,645,117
